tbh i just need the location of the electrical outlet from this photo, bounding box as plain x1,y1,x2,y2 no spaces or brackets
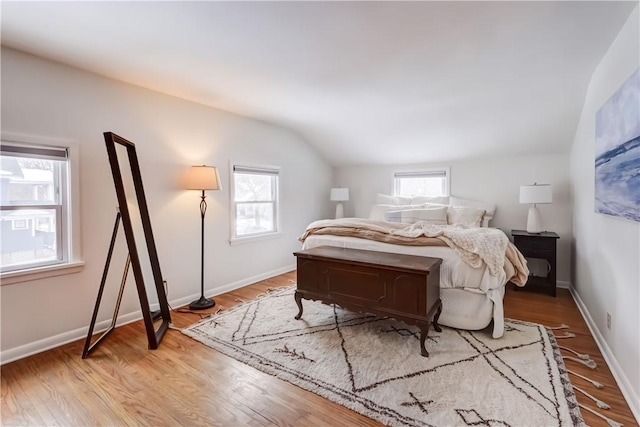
606,312,612,330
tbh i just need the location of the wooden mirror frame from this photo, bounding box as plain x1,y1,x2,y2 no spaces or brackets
102,132,171,349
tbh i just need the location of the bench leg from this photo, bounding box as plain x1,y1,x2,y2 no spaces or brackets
419,299,443,356
294,291,304,320
418,321,430,357
433,300,443,333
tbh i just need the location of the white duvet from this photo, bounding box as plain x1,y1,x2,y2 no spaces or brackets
301,234,509,337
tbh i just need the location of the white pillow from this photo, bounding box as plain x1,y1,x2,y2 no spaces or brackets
385,207,448,225
411,196,450,205
375,193,412,206
447,206,486,227
369,203,425,221
422,202,450,209
449,196,496,226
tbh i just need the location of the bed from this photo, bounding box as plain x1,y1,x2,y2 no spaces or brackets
298,195,529,338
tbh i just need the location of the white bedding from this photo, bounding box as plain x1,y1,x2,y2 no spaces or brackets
302,234,508,337
440,287,504,331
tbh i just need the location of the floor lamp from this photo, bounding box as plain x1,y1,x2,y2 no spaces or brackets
186,165,221,310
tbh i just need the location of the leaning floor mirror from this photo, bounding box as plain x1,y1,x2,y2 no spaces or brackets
83,132,171,357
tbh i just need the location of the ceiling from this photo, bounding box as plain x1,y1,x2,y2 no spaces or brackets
1,1,636,166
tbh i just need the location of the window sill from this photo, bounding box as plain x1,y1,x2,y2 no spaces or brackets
229,232,282,246
1,261,85,286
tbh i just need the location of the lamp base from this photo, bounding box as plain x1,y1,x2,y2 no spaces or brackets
335,202,344,219
526,205,543,234
189,296,215,310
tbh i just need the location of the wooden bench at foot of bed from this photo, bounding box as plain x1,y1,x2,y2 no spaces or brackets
293,246,443,357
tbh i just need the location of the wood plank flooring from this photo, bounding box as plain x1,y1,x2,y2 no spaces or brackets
1,272,637,426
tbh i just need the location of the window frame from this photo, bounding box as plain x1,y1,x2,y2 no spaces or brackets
229,163,281,245
392,167,451,199
1,134,83,284
11,218,29,231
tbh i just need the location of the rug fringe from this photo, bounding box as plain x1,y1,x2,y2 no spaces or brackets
564,356,597,369
554,332,576,339
574,385,610,409
266,285,296,293
567,369,604,389
231,286,294,308
547,323,570,330
173,308,216,319
560,345,591,360
579,403,623,427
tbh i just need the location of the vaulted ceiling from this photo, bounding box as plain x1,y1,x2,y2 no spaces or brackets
1,1,636,166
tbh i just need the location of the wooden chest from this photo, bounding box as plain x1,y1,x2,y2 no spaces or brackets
293,246,442,356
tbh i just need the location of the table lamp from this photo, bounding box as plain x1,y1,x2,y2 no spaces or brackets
330,188,349,219
519,183,552,233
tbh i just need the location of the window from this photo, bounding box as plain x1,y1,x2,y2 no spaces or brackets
1,142,69,273
11,219,28,230
393,169,449,198
231,164,280,241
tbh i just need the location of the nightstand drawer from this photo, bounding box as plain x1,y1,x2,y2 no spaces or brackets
519,247,555,258
513,236,555,252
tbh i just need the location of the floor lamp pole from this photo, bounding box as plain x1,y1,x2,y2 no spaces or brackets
189,190,215,310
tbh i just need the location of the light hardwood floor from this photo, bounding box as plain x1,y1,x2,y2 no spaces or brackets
1,272,637,426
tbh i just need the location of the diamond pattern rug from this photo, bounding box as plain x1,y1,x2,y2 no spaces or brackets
183,287,584,427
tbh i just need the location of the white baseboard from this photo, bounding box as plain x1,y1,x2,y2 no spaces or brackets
0,264,296,365
0,310,144,365
557,280,571,289
569,285,640,424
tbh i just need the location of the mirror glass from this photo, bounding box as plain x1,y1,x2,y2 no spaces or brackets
104,132,170,349
114,143,160,310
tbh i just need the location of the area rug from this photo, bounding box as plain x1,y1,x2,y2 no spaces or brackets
182,287,584,427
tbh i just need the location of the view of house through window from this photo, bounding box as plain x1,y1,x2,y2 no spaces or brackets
232,165,279,238
394,170,449,197
0,143,68,272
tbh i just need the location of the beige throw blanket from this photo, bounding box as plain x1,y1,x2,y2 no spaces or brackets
300,218,529,285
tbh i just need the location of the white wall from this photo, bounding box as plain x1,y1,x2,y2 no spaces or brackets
335,153,572,282
0,48,333,358
569,6,639,418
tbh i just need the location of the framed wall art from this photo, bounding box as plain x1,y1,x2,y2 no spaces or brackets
595,68,640,222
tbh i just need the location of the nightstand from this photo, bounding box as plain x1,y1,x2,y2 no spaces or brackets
511,230,559,297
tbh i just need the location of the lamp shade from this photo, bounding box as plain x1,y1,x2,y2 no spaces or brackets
330,187,349,201
519,184,552,204
186,165,221,191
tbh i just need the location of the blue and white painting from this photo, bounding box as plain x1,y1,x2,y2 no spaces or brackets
595,68,640,222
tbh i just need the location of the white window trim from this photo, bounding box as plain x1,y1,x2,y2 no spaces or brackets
391,166,451,198
229,162,281,245
0,132,83,285
1,261,85,285
229,231,283,246
11,219,28,230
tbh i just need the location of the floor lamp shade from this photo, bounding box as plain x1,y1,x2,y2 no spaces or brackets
186,165,220,310
186,165,221,191
330,187,349,219
519,184,552,233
